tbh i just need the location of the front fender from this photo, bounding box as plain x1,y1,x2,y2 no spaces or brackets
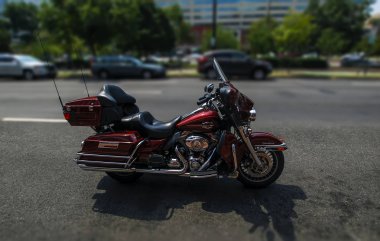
249,132,287,151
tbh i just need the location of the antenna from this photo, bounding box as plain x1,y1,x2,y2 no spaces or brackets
35,32,64,108
75,49,90,97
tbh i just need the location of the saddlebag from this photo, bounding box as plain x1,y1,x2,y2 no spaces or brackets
76,131,143,168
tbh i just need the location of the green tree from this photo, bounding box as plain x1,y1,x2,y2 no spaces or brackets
273,13,316,54
40,0,116,56
307,0,374,52
163,4,194,45
39,0,82,59
3,2,38,43
0,18,11,52
316,28,348,57
73,0,114,55
201,26,239,51
112,0,175,55
248,17,277,55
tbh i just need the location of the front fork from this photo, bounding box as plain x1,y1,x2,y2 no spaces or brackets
237,126,263,167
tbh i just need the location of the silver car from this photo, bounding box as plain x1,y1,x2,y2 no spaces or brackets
0,54,57,80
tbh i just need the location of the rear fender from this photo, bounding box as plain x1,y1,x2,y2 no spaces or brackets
249,132,287,151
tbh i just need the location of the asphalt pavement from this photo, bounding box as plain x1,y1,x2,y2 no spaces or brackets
0,77,379,241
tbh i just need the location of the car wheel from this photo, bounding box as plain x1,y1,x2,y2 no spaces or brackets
206,68,217,80
142,70,152,79
23,70,34,80
253,69,267,80
98,70,109,79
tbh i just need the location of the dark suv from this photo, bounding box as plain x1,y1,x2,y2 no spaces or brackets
91,55,166,79
197,50,272,80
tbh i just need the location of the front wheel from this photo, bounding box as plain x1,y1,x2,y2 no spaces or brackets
237,149,284,188
23,70,34,80
106,172,143,184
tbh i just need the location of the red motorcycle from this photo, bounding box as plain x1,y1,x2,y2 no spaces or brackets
63,59,287,188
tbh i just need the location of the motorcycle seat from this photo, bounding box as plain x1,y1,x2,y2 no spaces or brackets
97,84,136,107
121,112,182,139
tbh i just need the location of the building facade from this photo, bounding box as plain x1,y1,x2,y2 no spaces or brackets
155,0,310,45
0,0,41,14
156,0,309,29
0,0,7,13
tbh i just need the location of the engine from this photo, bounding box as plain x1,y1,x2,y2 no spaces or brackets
185,135,213,171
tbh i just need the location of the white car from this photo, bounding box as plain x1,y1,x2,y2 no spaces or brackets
0,54,57,80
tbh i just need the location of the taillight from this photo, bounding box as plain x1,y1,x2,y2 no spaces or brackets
63,112,70,120
89,57,95,67
198,56,208,64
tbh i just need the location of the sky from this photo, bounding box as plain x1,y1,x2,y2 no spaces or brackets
372,0,380,14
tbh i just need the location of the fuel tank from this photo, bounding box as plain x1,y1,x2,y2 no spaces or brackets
176,110,220,132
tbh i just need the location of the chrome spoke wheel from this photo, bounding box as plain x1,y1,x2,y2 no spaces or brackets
239,148,277,182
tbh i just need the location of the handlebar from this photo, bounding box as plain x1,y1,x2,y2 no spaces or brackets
197,93,213,105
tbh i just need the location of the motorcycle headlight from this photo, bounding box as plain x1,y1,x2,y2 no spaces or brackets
249,108,256,121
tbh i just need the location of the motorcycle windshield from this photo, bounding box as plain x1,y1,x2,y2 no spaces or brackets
213,58,228,83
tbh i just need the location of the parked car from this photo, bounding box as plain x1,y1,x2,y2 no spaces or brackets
340,53,380,68
197,50,272,80
91,55,166,79
340,53,370,67
0,54,57,80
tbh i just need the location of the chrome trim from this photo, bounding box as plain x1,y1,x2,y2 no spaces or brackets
189,174,217,178
198,147,216,171
125,139,147,167
77,147,188,175
173,146,189,174
237,126,263,167
182,107,204,119
254,143,288,150
201,121,214,130
78,164,134,173
230,144,239,178
76,159,127,166
231,144,237,172
249,108,256,121
180,170,218,178
77,153,130,159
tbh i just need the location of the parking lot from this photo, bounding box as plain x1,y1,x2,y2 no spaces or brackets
0,77,379,241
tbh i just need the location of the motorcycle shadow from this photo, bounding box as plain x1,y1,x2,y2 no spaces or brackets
92,175,306,241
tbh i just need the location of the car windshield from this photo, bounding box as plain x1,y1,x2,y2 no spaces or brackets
130,58,142,65
17,56,41,63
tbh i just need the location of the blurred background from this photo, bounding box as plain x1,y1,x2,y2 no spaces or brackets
0,0,379,79
0,1,379,241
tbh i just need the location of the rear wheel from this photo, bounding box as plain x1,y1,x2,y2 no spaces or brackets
142,70,152,79
106,172,143,183
252,69,267,80
237,149,284,188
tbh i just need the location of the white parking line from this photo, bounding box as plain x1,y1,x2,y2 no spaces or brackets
1,117,66,123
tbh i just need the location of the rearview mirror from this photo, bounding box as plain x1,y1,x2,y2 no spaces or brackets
204,83,214,93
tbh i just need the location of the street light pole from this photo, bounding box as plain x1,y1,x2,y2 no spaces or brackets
267,0,272,17
211,0,217,49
